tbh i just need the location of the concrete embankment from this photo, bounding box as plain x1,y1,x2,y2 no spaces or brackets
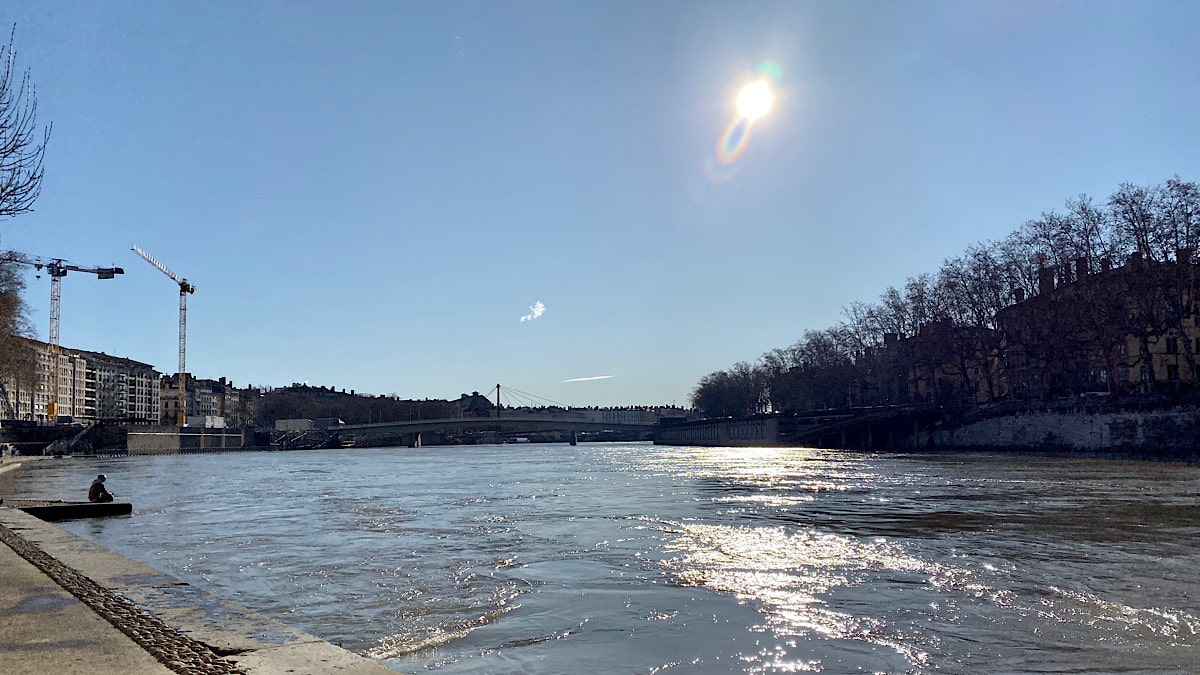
0,463,394,675
935,407,1200,459
656,404,1200,459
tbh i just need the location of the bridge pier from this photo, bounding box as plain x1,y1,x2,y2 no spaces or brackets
410,432,421,448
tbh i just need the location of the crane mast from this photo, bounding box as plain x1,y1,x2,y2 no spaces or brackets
0,253,124,420
131,245,196,426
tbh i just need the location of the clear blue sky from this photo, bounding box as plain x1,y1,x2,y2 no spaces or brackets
1,1,1198,407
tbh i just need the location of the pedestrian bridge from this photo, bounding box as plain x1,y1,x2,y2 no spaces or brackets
336,414,655,435
273,383,662,449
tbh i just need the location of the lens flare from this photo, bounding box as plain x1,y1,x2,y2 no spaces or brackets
755,59,784,86
715,117,753,166
703,60,783,185
702,156,742,184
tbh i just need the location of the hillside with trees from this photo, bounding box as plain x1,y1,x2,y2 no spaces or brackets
252,384,458,427
692,176,1200,418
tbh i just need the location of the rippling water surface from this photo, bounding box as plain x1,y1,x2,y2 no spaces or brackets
6,444,1199,673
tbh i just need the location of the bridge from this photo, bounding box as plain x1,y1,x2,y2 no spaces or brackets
337,413,654,435
291,413,657,449
269,383,662,449
275,414,655,450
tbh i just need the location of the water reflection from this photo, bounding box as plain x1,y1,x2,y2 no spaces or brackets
663,522,939,670
6,445,1199,673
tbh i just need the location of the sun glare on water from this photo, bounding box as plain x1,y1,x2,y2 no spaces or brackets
736,80,774,121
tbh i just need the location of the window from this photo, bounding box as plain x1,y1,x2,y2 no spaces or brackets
1167,365,1180,381
1167,337,1179,354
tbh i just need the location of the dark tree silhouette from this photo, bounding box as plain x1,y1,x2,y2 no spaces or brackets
0,258,34,408
0,28,50,220
0,28,49,397
694,175,1200,415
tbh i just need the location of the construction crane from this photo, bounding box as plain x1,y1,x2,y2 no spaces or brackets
0,253,124,420
131,245,196,426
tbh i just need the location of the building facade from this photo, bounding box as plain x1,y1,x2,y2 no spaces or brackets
0,337,161,424
996,252,1200,398
159,375,245,426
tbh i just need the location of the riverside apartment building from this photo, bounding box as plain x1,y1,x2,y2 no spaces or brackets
0,337,161,424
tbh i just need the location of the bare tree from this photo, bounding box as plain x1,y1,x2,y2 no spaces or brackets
1109,182,1161,261
995,229,1042,300
0,28,49,404
876,285,918,338
1021,211,1075,273
0,28,50,219
839,300,885,353
0,254,34,396
903,274,940,329
1157,176,1200,260
1064,194,1122,268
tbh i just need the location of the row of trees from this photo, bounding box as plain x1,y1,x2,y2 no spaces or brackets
252,385,459,427
692,176,1200,417
0,29,50,390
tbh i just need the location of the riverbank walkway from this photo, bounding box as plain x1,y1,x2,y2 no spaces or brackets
0,459,393,675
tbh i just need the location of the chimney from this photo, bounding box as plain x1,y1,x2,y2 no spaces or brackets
1100,257,1112,272
1177,248,1194,265
1037,267,1056,296
1014,287,1025,303
1129,251,1143,266
1075,257,1089,280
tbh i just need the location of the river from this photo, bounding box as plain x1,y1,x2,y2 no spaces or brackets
4,443,1198,673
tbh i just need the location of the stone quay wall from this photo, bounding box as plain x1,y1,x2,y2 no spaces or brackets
127,427,250,455
934,408,1200,458
655,417,779,447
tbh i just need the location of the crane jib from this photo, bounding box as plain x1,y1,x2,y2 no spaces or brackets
0,252,124,421
131,244,197,427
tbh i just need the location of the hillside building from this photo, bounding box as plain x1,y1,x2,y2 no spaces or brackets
160,375,247,426
996,251,1200,398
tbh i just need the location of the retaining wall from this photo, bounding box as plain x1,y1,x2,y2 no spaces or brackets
935,409,1200,458
127,427,249,455
655,417,779,446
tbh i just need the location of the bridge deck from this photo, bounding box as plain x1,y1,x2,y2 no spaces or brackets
335,415,655,434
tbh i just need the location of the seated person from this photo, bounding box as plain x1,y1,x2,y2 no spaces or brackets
88,474,113,503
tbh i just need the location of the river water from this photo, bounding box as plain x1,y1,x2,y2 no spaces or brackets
4,444,1198,673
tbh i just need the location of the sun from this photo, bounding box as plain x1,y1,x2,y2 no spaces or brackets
736,80,774,121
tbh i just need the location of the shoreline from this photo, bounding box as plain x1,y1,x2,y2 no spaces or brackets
0,461,393,675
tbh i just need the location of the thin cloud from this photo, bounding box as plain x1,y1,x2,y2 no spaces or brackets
563,375,613,383
520,301,546,323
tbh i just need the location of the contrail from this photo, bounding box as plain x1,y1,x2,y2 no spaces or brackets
520,301,546,322
563,375,613,383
